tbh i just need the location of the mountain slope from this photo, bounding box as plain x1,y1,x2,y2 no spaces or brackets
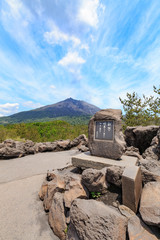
0,98,100,124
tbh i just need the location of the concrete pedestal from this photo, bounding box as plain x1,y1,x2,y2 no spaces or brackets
72,152,138,170
122,166,142,213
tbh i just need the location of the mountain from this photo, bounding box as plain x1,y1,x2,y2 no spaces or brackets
0,98,100,124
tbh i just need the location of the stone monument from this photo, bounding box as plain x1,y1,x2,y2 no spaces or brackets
88,109,126,159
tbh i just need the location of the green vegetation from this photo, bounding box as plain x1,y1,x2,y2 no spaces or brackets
90,192,101,199
0,115,91,125
119,85,160,129
64,226,68,234
0,120,88,143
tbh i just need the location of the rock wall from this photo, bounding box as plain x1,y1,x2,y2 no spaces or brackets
0,134,89,159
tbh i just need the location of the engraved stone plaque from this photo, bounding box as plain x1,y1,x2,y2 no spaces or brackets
88,109,125,159
95,120,114,140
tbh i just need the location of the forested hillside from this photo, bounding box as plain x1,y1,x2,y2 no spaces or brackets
0,120,88,143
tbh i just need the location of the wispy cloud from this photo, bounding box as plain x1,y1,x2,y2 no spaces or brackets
0,0,160,115
58,51,86,67
44,24,81,47
0,103,19,116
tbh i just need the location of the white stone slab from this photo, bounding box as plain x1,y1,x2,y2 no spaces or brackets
72,152,138,170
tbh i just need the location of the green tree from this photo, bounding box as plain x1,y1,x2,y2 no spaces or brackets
119,86,160,128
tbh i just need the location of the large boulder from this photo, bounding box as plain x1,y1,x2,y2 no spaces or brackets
38,180,49,201
124,146,141,160
63,174,89,208
57,139,71,150
140,182,160,227
139,159,160,184
43,174,65,211
23,140,35,154
43,168,88,211
142,136,160,161
70,134,88,148
106,166,125,188
34,142,57,152
128,215,158,240
82,168,108,193
88,109,126,159
124,125,159,154
0,146,24,159
68,199,127,240
49,192,67,240
3,139,16,148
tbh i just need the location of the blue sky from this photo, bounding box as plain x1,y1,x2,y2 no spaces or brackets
0,0,160,116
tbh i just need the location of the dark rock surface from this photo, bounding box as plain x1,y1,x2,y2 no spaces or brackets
82,167,108,193
106,166,125,188
125,125,159,154
124,146,141,160
139,159,160,184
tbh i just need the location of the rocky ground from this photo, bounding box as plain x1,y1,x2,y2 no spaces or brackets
1,125,160,240
0,134,88,159
39,125,160,240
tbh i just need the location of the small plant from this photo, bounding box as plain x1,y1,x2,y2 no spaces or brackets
91,191,101,199
64,226,68,234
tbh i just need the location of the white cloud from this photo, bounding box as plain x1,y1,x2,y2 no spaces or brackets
50,85,56,89
22,101,42,109
44,24,81,47
58,51,86,67
0,103,19,116
77,0,105,27
80,44,90,52
1,0,39,56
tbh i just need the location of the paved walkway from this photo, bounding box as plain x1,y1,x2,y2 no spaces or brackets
0,150,78,240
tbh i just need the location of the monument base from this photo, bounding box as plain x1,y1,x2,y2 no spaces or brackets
72,152,138,170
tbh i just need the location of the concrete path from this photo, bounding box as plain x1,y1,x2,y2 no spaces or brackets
0,150,78,240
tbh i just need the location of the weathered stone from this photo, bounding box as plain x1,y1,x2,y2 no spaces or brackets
125,125,159,154
3,139,16,148
68,199,127,240
128,215,158,240
82,168,108,193
122,166,142,213
142,135,160,161
77,144,89,152
70,134,88,148
106,166,125,187
140,182,160,227
63,174,89,208
49,192,67,240
142,145,159,161
43,174,65,211
88,109,126,159
67,223,80,240
0,147,24,159
139,159,160,184
0,143,5,148
57,139,71,150
118,205,135,219
35,142,57,152
39,180,48,201
124,146,142,160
